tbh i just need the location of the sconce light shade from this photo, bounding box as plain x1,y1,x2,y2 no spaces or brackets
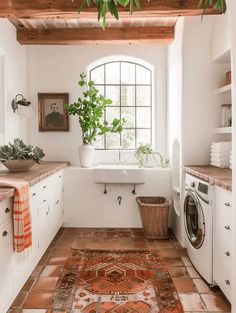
11,94,31,113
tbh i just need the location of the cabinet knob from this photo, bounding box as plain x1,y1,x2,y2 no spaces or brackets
32,193,37,196
224,202,231,207
225,225,231,230
59,175,62,178
225,280,230,285
5,208,10,213
43,199,47,202
43,185,47,189
2,230,8,237
56,200,59,204
225,251,231,256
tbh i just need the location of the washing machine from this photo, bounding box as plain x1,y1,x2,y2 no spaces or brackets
184,173,214,285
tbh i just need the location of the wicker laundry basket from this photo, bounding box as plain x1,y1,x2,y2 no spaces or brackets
136,196,171,239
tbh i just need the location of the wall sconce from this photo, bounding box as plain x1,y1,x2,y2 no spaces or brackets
11,94,31,113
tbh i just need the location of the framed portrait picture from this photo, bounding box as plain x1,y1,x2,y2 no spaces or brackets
38,93,69,132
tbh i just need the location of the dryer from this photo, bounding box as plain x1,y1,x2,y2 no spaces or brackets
184,173,213,285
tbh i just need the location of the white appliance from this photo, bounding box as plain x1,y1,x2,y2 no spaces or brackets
184,173,213,285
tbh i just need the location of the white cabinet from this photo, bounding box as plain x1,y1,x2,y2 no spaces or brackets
0,169,64,313
213,186,232,301
0,200,13,313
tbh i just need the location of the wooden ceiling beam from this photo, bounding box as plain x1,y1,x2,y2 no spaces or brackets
1,0,219,19
17,26,174,45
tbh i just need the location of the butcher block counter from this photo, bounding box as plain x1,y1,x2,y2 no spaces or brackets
0,161,68,202
185,165,232,191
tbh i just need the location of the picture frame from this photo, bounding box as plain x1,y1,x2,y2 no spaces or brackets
38,93,69,132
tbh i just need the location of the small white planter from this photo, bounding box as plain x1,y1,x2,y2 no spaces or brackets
79,143,94,168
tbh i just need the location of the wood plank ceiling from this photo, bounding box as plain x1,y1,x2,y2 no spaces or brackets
0,0,221,44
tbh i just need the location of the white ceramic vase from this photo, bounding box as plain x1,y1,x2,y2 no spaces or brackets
79,143,94,168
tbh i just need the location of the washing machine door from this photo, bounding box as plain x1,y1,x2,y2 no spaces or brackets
184,190,205,249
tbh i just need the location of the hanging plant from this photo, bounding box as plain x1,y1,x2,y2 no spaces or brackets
198,0,227,13
80,0,141,29
79,0,226,29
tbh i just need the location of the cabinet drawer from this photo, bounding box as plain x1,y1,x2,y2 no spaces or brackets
0,198,13,226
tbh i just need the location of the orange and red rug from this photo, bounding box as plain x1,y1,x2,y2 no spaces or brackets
51,249,183,313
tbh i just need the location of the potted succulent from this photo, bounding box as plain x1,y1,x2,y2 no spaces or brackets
0,138,45,172
65,73,126,168
135,144,165,168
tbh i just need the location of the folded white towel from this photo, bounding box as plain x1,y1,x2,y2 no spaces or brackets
211,142,232,147
211,162,230,168
211,157,229,163
211,152,230,158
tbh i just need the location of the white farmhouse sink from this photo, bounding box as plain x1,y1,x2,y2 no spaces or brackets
93,164,146,184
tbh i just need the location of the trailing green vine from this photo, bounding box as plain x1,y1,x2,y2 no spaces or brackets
79,0,226,29
198,0,226,14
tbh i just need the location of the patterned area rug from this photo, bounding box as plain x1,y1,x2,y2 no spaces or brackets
51,249,183,313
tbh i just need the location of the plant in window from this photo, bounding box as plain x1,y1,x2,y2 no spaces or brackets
135,144,165,168
65,73,126,167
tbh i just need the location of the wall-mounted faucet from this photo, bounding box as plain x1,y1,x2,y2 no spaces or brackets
117,196,122,205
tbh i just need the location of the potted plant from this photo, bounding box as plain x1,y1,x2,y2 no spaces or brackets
65,73,126,168
135,144,165,168
0,138,45,172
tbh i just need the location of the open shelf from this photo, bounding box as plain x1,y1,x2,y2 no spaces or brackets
215,84,231,95
215,127,232,134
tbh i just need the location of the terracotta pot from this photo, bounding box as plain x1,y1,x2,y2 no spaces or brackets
78,143,94,168
2,159,36,172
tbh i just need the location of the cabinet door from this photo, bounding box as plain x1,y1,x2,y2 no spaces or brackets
214,186,232,301
0,198,13,227
0,222,13,313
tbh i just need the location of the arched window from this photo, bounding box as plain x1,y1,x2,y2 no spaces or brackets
89,59,152,150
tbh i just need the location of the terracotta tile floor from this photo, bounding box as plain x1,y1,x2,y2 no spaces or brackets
8,227,231,313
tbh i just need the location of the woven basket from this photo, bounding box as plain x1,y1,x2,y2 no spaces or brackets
136,196,171,239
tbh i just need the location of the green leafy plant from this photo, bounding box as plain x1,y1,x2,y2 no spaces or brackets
0,138,45,163
79,0,226,29
135,144,165,168
198,0,226,13
80,0,141,29
65,73,126,144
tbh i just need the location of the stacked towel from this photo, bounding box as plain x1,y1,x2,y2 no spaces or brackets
229,151,232,170
0,178,32,252
210,142,232,168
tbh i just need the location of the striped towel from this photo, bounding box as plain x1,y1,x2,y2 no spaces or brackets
0,178,32,252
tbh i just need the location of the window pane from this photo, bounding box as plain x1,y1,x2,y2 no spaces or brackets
121,107,135,128
121,86,135,106
106,107,120,124
121,129,135,149
106,86,120,106
91,66,104,84
106,133,120,149
105,62,120,84
137,107,151,128
94,135,104,149
121,62,135,84
136,86,151,106
137,129,151,146
136,65,151,84
96,85,104,96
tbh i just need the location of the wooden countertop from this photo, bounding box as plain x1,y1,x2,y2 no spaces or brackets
185,165,232,191
0,161,68,202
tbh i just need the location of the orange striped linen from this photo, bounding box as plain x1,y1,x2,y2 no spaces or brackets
0,178,32,252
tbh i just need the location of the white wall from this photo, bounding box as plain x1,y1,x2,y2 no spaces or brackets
0,19,27,144
211,12,231,63
167,18,185,245
64,167,171,227
26,45,167,165
182,16,229,166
